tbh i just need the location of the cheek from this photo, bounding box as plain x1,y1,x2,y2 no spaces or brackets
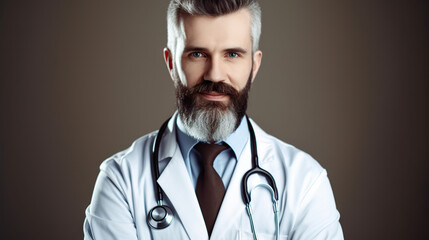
181,61,205,87
230,63,252,89
174,42,188,86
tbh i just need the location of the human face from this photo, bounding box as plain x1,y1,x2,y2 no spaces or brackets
164,8,262,105
163,8,262,142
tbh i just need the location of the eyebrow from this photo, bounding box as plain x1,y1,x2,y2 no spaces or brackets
183,46,248,54
183,46,208,53
225,48,248,54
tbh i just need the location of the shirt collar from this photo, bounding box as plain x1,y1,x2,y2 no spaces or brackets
176,115,249,161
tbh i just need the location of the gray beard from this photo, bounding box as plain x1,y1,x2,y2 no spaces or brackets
176,67,252,142
181,101,238,143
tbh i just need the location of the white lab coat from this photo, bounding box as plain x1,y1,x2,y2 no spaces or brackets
84,114,343,240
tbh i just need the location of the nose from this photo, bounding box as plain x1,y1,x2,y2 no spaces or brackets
203,57,226,82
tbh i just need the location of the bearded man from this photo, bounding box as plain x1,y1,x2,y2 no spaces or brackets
84,0,344,239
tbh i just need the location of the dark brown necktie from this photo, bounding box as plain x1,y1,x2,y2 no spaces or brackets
194,142,228,236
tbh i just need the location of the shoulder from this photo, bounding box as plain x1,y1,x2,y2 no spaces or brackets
250,120,339,223
250,119,327,198
251,119,323,172
98,131,158,181
249,120,343,238
96,115,178,184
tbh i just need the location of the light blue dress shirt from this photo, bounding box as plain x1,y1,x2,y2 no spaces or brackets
176,116,249,189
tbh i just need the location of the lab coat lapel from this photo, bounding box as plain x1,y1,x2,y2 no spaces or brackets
210,139,252,239
211,119,274,239
157,116,208,240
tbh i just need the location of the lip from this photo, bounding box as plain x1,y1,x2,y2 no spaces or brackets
199,91,229,101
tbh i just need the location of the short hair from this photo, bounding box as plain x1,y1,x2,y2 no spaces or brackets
167,0,262,54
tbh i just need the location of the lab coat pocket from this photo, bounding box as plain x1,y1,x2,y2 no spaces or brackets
238,230,288,240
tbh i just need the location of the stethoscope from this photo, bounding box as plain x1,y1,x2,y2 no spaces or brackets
147,116,280,240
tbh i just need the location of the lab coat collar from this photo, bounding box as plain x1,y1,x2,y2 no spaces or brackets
158,112,179,162
157,115,274,239
157,113,208,239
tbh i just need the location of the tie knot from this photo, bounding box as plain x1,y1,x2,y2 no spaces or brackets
194,142,228,166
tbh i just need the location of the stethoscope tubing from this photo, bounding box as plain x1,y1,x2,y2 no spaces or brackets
148,115,280,237
242,116,279,204
151,117,171,204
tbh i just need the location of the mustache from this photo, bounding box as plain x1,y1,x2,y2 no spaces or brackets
188,80,239,97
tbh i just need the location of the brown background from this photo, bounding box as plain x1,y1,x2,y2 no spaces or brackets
1,0,428,239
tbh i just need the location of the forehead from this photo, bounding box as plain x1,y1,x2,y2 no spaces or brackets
181,8,252,50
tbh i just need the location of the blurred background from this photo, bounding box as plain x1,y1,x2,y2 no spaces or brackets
0,0,428,239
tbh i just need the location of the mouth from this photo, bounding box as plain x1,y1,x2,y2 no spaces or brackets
199,91,230,101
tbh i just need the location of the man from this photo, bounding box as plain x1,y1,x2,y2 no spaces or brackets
84,0,344,239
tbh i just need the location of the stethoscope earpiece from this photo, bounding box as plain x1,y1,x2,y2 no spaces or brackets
147,205,174,229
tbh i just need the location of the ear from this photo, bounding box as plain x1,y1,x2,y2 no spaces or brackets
251,50,262,82
163,47,174,77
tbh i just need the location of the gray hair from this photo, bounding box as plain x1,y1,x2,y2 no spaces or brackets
166,0,262,54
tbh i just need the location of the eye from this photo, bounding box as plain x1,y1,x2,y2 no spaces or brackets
190,52,204,58
227,52,239,58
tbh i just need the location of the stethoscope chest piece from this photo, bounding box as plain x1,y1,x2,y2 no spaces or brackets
147,205,174,229
147,116,279,237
